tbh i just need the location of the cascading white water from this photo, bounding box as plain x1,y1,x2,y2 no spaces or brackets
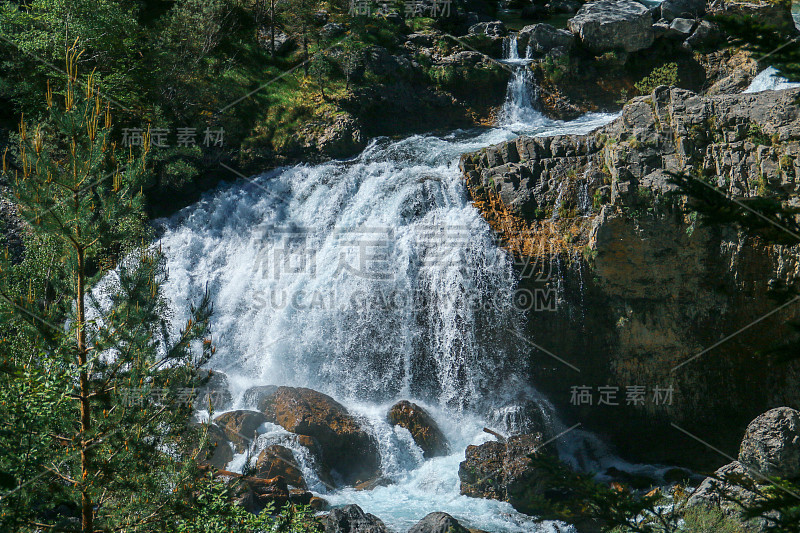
500,34,546,127
744,66,800,93
155,36,622,531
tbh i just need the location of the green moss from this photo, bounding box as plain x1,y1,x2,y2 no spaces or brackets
681,505,753,533
747,123,770,146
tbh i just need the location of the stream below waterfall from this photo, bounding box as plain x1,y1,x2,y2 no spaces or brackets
152,38,655,532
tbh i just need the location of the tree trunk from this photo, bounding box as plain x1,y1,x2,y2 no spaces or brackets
76,240,92,533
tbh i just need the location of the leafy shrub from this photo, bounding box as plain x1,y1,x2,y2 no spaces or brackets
635,63,679,95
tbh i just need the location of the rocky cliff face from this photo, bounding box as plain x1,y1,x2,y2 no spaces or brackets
460,86,800,469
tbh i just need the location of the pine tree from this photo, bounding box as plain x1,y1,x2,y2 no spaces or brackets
0,47,215,532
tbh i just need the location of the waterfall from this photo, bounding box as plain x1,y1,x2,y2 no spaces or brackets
153,42,623,530
500,33,544,126
503,34,520,63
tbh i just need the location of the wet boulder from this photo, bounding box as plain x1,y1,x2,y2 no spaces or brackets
323,504,388,533
387,401,449,458
260,387,380,485
739,407,800,479
241,385,278,410
567,0,655,53
458,433,550,515
408,512,469,533
214,410,268,453
255,445,307,489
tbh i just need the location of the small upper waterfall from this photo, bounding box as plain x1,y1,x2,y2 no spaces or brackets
500,33,544,126
503,34,520,63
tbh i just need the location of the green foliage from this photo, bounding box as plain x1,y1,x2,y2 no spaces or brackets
174,475,322,533
634,63,678,96
541,55,571,84
0,55,215,532
519,454,681,532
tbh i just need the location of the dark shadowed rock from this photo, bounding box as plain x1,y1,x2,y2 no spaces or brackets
194,370,233,411
387,400,449,458
547,0,582,14
214,410,268,453
739,407,800,479
459,434,550,514
257,29,295,55
567,0,655,53
408,512,469,533
683,19,721,51
260,387,380,485
659,0,704,21
198,423,234,469
324,504,388,533
256,445,307,489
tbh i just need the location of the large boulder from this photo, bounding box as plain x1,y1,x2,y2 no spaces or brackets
387,401,449,458
739,407,800,479
686,461,761,511
518,24,575,57
659,0,704,21
260,387,380,485
567,0,655,53
458,433,549,514
407,512,469,533
323,504,388,533
255,445,307,489
214,410,268,453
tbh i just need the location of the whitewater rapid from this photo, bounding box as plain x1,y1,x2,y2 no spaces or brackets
156,38,618,532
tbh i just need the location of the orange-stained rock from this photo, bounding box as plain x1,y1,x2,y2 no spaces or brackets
387,400,449,458
214,410,267,453
255,444,307,489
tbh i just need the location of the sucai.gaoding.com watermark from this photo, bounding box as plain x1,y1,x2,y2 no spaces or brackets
247,224,563,313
